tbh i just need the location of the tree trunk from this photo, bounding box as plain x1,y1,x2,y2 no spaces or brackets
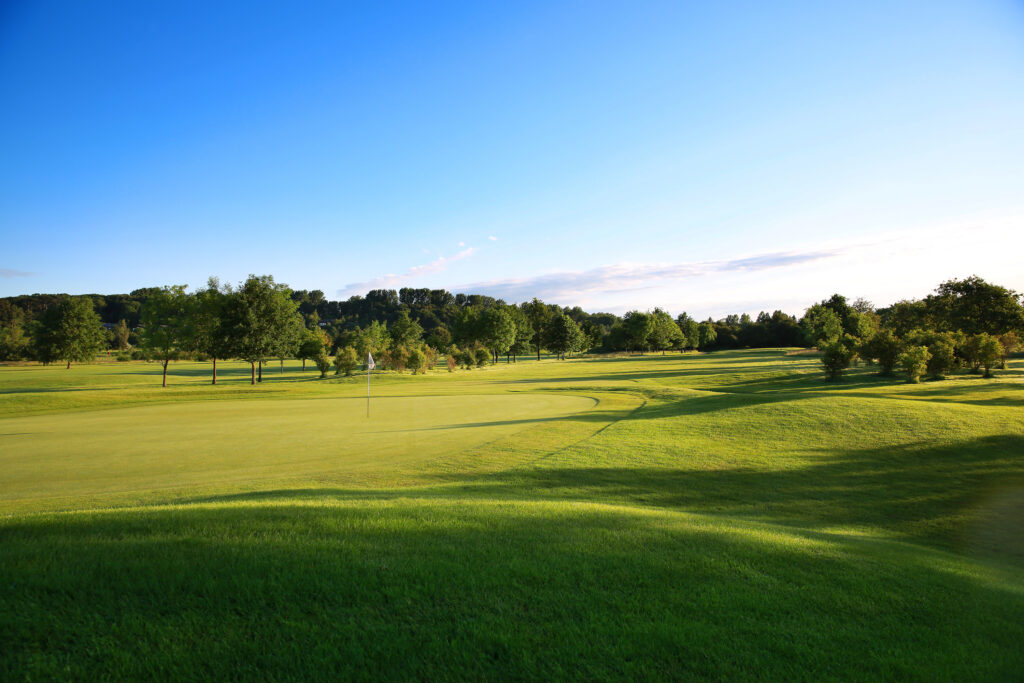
302,358,306,371
251,362,255,385
537,348,541,361
513,353,517,363
66,360,71,369
212,357,217,385
258,361,263,382
162,359,169,388
506,353,510,363
280,359,284,373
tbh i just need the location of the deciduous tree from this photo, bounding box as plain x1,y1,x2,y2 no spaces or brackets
140,285,192,387
33,297,106,369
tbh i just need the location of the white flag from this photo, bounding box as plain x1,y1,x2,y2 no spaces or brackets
367,353,375,370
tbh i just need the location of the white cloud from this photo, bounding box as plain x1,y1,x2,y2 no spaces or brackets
488,235,498,241
338,248,476,297
453,247,843,305
451,215,1024,318
458,241,465,247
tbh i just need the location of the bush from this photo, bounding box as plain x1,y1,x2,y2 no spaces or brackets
445,347,457,372
130,349,149,361
407,348,426,375
423,345,439,370
334,346,359,376
115,353,131,362
314,350,332,378
474,347,490,367
898,345,930,383
456,348,474,370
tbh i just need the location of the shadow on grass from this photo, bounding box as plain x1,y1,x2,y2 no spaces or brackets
2,498,1023,680
182,434,1024,565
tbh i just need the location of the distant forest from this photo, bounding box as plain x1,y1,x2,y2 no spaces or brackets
1,276,1021,383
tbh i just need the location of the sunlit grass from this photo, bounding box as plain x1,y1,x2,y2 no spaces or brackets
1,350,1022,678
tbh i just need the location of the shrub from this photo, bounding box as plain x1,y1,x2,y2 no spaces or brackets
474,347,490,367
334,346,359,376
457,348,475,370
407,348,426,375
314,350,332,378
445,347,457,372
423,345,439,370
898,345,930,383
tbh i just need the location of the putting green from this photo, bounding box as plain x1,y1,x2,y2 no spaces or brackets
0,392,597,505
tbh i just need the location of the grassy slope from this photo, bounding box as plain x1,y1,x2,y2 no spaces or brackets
2,352,1023,679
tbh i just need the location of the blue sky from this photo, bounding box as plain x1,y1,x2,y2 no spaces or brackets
2,1,1023,317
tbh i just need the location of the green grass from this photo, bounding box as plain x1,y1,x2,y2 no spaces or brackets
2,351,1023,679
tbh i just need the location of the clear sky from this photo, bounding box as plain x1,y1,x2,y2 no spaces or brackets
2,1,1023,318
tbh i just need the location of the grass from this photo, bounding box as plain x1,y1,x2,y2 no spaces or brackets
2,350,1023,679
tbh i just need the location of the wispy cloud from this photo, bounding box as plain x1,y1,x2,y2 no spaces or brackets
0,268,35,278
338,248,476,297
453,247,843,303
488,235,498,241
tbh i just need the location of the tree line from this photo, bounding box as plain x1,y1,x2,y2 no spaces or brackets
0,275,1020,384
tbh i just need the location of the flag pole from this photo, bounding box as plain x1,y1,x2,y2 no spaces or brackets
366,360,370,418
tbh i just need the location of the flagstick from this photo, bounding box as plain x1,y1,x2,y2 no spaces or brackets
366,362,370,418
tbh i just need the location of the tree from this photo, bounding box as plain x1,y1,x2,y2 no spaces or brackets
801,305,843,346
191,277,234,384
522,298,551,361
623,311,653,354
927,276,1024,336
389,309,423,349
821,335,858,381
998,331,1019,369
649,308,683,355
334,346,359,376
314,350,332,378
480,307,516,363
297,327,328,371
0,304,30,360
112,319,130,350
908,329,957,379
508,307,534,362
973,333,1004,378
33,297,106,369
697,321,717,350
676,313,700,350
898,345,930,384
426,326,452,352
544,314,582,360
140,285,192,387
861,329,903,376
223,275,302,384
355,321,389,360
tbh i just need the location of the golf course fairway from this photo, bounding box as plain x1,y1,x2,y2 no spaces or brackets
2,350,1023,679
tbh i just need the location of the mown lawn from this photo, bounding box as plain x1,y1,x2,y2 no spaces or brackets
2,351,1023,679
